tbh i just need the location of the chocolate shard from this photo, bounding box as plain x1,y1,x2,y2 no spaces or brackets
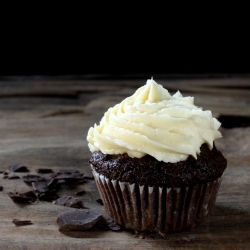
57,209,102,231
46,177,58,189
0,185,3,191
107,218,122,231
12,219,33,226
39,190,60,201
55,172,84,184
83,173,94,180
8,164,29,172
32,180,59,201
8,174,20,179
96,198,103,205
53,196,85,208
23,175,44,183
8,191,37,203
32,180,49,193
35,168,54,173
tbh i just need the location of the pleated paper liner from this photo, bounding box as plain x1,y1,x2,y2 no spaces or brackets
91,166,222,233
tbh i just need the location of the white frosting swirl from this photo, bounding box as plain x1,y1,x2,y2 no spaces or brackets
87,79,222,163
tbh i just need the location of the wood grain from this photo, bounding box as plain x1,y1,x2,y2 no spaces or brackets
0,76,250,250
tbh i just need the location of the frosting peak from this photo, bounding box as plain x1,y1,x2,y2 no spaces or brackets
87,79,222,163
130,78,171,102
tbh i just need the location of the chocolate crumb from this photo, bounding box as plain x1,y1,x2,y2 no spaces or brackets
83,173,94,180
35,168,54,173
12,219,33,226
8,174,20,179
8,164,29,172
107,219,122,231
75,190,85,195
158,231,166,238
96,198,104,205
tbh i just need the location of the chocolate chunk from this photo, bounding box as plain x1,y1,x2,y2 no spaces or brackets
57,209,102,231
23,175,44,183
47,177,58,189
55,172,84,184
8,164,29,172
75,190,85,196
32,180,59,201
32,180,49,193
35,168,54,173
107,219,122,231
12,219,32,226
8,191,37,203
0,169,4,174
83,173,94,180
76,179,87,184
8,174,20,179
96,198,103,205
0,185,3,191
53,196,85,208
40,190,60,201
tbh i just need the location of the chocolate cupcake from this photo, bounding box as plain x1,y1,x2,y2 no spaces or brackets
87,78,227,233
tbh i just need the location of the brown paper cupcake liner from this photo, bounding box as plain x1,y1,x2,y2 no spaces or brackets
91,166,223,233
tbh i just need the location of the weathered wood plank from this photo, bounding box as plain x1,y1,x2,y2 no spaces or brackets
0,77,250,249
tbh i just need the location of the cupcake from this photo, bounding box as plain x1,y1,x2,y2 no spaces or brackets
87,78,227,233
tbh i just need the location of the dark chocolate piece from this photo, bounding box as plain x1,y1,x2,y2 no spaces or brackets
54,196,85,208
8,191,37,203
96,198,103,205
76,179,87,184
57,209,102,231
41,190,60,201
32,180,49,193
12,219,32,226
83,173,94,180
75,190,85,195
0,170,4,174
90,143,227,187
8,174,20,179
54,172,84,184
0,185,3,191
35,168,54,173
23,175,44,183
47,177,58,189
32,180,59,201
8,164,29,172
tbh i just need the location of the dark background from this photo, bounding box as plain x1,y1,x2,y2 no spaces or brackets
1,31,249,78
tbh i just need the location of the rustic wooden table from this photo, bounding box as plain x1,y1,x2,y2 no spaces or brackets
0,76,249,250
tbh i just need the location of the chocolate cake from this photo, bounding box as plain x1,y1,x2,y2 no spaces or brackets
90,143,226,187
